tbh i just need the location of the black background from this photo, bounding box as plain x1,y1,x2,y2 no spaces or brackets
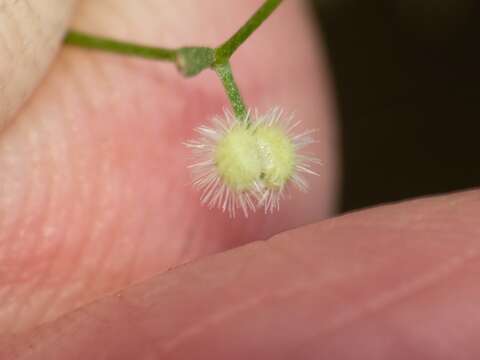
310,0,480,212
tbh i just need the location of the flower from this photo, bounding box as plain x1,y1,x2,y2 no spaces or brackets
185,108,320,217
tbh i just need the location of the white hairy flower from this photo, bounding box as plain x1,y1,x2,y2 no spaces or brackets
185,108,320,217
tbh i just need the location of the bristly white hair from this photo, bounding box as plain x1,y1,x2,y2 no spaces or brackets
255,108,321,213
185,108,321,217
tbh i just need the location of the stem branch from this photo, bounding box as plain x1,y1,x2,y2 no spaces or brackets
215,0,283,62
64,31,177,61
64,0,285,119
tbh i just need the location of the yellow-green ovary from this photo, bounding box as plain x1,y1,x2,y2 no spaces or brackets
214,125,262,191
214,124,296,192
255,125,295,189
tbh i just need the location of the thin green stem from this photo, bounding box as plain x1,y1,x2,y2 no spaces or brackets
64,0,285,121
215,0,283,62
214,63,248,121
65,31,178,61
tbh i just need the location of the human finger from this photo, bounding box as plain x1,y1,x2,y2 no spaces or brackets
3,189,479,359
0,0,337,334
0,0,76,129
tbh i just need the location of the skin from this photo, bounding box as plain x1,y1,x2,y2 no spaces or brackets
0,0,76,128
0,0,337,334
0,0,478,359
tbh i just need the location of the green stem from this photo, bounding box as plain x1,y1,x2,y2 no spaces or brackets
64,31,177,61
65,31,215,77
214,63,248,121
215,0,283,62
64,0,285,119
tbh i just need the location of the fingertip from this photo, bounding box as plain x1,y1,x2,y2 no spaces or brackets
0,0,77,130
6,189,480,359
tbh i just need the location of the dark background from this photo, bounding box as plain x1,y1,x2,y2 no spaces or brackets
310,0,480,212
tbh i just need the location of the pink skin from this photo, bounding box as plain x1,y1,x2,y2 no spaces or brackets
2,190,480,359
0,0,337,334
2,1,479,359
